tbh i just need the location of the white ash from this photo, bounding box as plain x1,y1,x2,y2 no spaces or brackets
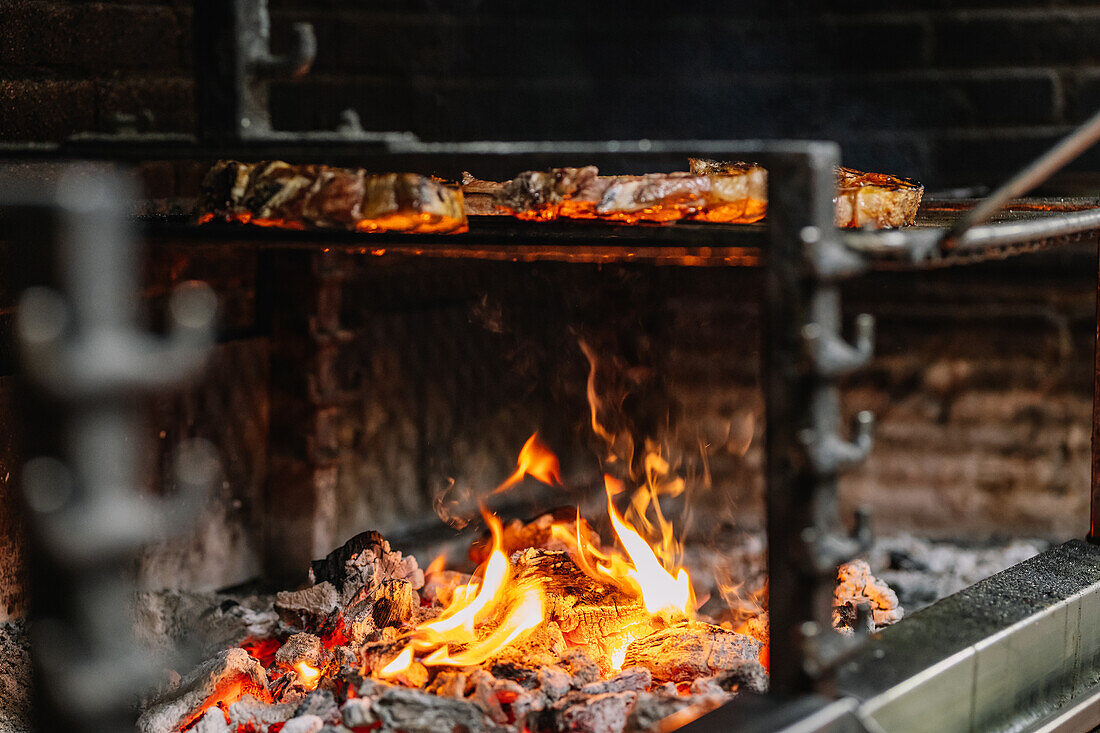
133,590,277,658
294,689,340,724
869,534,1048,611
281,714,325,733
191,708,231,733
136,647,269,733
226,694,296,729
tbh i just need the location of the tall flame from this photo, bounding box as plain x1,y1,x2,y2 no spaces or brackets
375,507,545,676
599,476,693,616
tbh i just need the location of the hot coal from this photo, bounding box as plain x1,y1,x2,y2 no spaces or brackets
136,648,270,733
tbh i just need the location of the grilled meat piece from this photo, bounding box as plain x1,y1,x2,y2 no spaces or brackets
473,160,920,228
472,164,768,224
692,158,923,228
198,160,468,234
834,166,924,228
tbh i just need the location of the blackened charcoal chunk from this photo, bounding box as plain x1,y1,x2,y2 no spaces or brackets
490,660,540,689
375,687,489,733
559,648,601,686
310,531,386,587
560,691,636,733
294,689,340,725
579,667,651,695
713,660,769,695
626,692,696,732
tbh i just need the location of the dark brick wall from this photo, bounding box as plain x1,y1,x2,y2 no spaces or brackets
4,2,1100,187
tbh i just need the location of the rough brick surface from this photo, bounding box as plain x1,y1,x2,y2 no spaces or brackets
3,2,1100,185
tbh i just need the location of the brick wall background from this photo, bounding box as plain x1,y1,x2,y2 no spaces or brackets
4,1,1100,188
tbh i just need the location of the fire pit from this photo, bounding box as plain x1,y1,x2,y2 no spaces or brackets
6,2,1100,732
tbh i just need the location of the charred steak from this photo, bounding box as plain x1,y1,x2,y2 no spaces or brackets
198,160,468,234
472,160,921,228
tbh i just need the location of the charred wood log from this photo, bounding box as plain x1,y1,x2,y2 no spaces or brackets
309,530,425,606
622,622,760,683
274,582,339,630
372,578,415,629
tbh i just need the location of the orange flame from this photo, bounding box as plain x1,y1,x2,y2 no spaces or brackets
599,476,694,616
493,432,561,493
374,507,545,677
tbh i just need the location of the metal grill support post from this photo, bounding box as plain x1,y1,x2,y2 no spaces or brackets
2,167,218,732
762,144,875,696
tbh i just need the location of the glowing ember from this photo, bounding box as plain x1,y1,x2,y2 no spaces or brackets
294,661,322,690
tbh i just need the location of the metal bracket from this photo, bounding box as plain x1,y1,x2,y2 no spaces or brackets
803,314,875,379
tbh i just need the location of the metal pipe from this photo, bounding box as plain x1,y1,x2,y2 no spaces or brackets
944,108,1100,247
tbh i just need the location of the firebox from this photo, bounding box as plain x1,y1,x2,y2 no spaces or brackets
5,2,1100,733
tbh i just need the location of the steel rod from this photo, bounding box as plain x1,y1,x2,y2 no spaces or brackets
944,108,1100,246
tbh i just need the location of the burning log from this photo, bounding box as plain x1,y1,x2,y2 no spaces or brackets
621,622,760,683
486,620,567,669
511,549,658,663
136,648,269,733
469,509,602,565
